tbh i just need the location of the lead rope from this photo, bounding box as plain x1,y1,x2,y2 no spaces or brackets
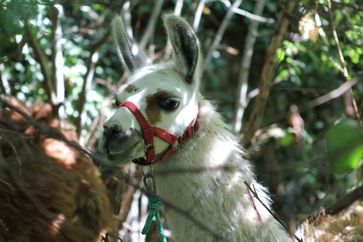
142,173,168,242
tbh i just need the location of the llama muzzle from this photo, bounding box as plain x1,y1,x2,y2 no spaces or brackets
102,125,139,158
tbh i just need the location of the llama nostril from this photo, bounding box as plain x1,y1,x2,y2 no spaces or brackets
109,130,129,144
103,127,135,155
103,125,121,139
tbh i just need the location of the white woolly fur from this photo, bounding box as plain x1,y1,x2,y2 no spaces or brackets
152,97,292,242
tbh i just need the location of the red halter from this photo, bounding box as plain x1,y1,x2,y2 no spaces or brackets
120,101,199,166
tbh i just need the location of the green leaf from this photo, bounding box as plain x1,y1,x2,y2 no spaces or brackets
325,119,363,175
7,0,39,21
0,8,22,35
279,133,295,146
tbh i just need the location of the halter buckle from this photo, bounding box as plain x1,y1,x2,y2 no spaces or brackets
144,143,154,153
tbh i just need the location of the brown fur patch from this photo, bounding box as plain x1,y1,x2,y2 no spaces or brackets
125,84,138,93
145,91,169,125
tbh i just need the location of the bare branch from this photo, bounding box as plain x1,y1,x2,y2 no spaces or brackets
85,111,105,150
193,0,206,31
244,182,303,242
151,164,234,177
246,76,360,133
243,0,298,146
76,50,99,138
233,0,267,134
306,184,363,225
326,0,361,124
0,35,27,64
96,78,117,93
325,184,363,216
113,183,137,230
308,79,358,108
174,0,184,16
139,0,164,50
211,0,274,24
122,1,133,38
76,29,111,138
50,5,65,109
25,25,54,105
233,7,274,24
202,0,242,73
0,65,10,95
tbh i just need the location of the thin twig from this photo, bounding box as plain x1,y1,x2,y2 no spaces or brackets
202,0,242,73
0,176,14,191
50,5,65,110
326,0,361,124
174,0,184,16
75,29,111,137
0,66,9,95
244,181,303,242
193,0,206,31
96,78,117,93
305,184,363,224
85,111,104,149
308,79,358,108
151,164,235,177
261,75,360,129
121,1,133,38
325,184,363,215
232,7,274,24
233,0,267,134
139,0,164,50
25,25,54,105
212,0,274,24
0,35,27,64
114,183,137,229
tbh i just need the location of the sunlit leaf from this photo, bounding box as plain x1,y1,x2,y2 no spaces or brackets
299,12,319,41
279,133,295,146
325,119,363,175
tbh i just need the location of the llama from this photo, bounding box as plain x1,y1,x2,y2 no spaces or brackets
100,14,292,241
0,97,113,242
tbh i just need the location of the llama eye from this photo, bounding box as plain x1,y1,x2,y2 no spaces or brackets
157,97,180,111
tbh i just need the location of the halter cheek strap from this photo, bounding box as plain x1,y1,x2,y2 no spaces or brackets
120,101,199,166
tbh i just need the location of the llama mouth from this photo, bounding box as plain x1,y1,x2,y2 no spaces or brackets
106,140,139,162
132,157,147,165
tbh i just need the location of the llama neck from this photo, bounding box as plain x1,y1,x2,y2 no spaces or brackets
152,98,255,206
150,98,290,242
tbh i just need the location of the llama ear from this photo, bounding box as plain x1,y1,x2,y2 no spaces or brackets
164,14,200,84
112,16,148,72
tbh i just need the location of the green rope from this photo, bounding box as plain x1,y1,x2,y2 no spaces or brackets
142,196,168,242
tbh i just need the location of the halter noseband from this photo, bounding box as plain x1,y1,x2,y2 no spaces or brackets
120,101,199,166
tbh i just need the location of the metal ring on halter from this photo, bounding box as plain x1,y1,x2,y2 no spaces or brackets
144,144,154,153
143,173,157,195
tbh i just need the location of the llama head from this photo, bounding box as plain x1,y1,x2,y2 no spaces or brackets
100,14,201,165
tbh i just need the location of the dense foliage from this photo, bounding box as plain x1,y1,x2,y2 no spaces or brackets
1,0,362,228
